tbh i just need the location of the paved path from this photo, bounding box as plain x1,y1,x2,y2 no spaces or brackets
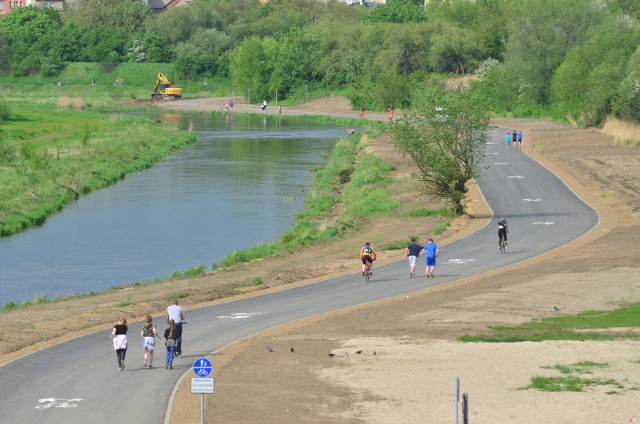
0,126,597,423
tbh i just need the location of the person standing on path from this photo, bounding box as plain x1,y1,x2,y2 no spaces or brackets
164,319,181,370
140,315,161,368
360,107,365,118
512,130,518,148
405,237,423,278
505,132,511,148
166,299,185,356
389,105,394,119
422,238,439,278
111,317,128,371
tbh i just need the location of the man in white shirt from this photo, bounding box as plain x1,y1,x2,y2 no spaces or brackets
166,299,185,356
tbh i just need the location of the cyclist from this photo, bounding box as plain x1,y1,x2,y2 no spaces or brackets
498,218,509,248
360,242,377,276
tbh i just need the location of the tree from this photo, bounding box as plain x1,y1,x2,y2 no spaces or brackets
551,17,640,126
366,0,427,24
504,0,606,106
391,85,490,213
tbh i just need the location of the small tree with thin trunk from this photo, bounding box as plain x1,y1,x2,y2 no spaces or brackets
391,85,489,214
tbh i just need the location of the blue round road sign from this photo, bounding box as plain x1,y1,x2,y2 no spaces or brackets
193,357,212,377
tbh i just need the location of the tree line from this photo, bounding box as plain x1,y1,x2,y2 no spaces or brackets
0,0,639,126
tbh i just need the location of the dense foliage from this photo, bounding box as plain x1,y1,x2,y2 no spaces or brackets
0,0,639,125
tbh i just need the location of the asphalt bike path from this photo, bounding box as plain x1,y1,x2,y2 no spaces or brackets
0,127,598,423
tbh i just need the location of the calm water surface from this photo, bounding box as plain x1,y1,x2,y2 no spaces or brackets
0,113,345,305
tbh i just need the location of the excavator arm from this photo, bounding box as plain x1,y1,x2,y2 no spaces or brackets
152,72,182,99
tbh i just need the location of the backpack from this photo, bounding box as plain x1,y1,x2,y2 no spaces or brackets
498,222,506,231
363,245,372,254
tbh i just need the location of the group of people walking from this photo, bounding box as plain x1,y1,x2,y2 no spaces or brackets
359,237,440,280
110,299,185,371
505,130,523,148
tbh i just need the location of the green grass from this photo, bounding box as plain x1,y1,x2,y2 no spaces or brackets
381,237,421,251
406,207,457,218
170,266,206,279
459,300,640,343
229,277,264,289
524,375,623,392
167,293,189,301
543,361,610,375
0,104,196,236
114,298,135,308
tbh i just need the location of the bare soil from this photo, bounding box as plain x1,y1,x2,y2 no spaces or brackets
2,97,640,424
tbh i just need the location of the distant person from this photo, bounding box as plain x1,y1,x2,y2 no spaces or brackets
225,102,229,111
91,79,96,86
166,299,185,356
140,315,161,368
405,237,423,278
164,319,181,370
505,132,511,148
421,238,439,278
517,130,523,147
498,217,509,246
261,100,267,111
279,105,282,115
512,130,518,148
359,242,377,276
229,100,234,111
360,107,365,118
111,317,128,371
389,105,394,119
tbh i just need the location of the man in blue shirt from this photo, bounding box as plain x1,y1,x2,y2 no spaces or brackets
405,237,423,278
422,238,440,278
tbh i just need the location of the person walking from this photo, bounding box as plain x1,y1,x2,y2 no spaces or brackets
389,105,394,119
505,132,511,148
166,299,185,356
164,319,181,370
422,238,440,278
360,107,365,118
517,130,523,148
405,237,423,278
140,315,161,368
111,317,128,371
512,130,518,148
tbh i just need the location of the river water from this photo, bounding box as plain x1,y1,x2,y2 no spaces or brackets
0,113,345,305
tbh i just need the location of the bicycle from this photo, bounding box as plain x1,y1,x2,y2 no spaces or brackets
498,234,506,254
364,262,372,283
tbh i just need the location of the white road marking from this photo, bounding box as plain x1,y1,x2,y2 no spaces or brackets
36,398,83,409
532,222,554,225
493,162,509,165
522,198,542,202
442,258,476,265
216,312,263,319
486,152,498,155
507,176,525,179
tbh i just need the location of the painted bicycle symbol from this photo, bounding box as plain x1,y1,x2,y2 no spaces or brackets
36,398,83,409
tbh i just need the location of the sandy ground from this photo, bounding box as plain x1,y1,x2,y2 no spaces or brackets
2,97,640,423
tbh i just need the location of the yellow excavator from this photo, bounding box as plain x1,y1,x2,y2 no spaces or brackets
152,72,182,99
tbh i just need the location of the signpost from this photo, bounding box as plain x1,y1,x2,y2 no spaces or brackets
192,358,214,424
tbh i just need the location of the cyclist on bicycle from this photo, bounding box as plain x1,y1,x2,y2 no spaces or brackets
498,218,509,247
360,242,377,276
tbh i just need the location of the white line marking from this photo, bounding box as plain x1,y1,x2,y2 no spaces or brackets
522,198,542,202
507,176,525,179
532,222,554,225
493,162,509,165
216,312,263,319
442,258,476,265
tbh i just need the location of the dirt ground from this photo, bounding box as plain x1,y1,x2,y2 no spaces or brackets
2,97,640,423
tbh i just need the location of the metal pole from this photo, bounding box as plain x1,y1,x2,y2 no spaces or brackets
455,377,460,424
201,393,204,424
462,393,469,424
305,83,308,104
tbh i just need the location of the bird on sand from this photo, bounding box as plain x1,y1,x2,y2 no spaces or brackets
267,347,274,353
355,349,363,354
328,352,336,358
290,346,295,353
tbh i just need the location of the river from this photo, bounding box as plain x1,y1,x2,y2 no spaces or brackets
0,112,345,306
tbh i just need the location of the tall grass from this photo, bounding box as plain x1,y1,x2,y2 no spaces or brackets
601,117,640,147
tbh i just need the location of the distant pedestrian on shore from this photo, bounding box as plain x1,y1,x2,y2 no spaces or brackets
360,107,365,118
140,315,161,368
389,105,394,119
505,132,511,148
111,317,128,371
512,130,518,148
517,130,523,148
405,237,423,278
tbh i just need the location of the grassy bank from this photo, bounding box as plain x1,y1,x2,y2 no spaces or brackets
0,100,196,236
459,301,640,342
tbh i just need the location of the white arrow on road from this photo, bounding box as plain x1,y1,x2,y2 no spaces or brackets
523,198,542,202
216,312,262,319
